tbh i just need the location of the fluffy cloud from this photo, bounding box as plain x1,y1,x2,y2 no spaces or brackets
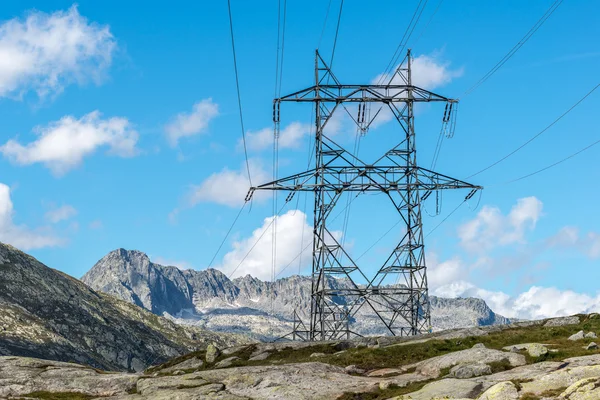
244,122,312,151
0,183,63,250
458,196,543,253
0,111,138,176
370,53,463,127
433,280,600,321
185,159,270,208
0,5,115,98
45,204,77,223
218,210,320,280
426,252,468,290
165,99,219,146
546,226,600,259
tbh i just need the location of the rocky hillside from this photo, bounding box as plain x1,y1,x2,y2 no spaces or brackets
82,249,510,340
0,243,249,372
2,314,599,399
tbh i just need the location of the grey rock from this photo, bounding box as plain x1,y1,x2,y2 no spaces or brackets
414,347,526,378
393,378,483,400
544,315,581,327
215,356,240,369
585,332,598,339
0,356,138,398
501,343,548,357
472,343,486,349
449,362,492,379
569,330,586,341
161,357,204,373
344,365,365,375
519,365,600,394
249,352,270,361
586,342,598,350
477,381,518,400
560,377,600,399
206,343,221,363
309,352,326,358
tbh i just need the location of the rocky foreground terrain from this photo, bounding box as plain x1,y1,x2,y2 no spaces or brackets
0,243,250,372
82,249,510,340
1,313,599,399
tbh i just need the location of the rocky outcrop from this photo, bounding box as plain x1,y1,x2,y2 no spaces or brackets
0,243,249,372
82,249,512,339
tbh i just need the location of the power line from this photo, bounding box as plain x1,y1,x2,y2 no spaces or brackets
504,135,600,184
329,0,344,71
207,202,247,268
317,0,333,50
412,0,444,47
424,200,466,238
463,0,563,97
467,81,600,179
227,0,253,187
378,0,428,84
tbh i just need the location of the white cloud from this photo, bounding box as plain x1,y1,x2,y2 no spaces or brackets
185,159,270,208
546,226,600,259
89,219,103,230
218,210,330,280
244,122,312,151
427,252,468,290
0,111,138,176
0,183,63,250
458,196,543,253
165,99,219,146
45,204,77,223
0,5,115,98
370,53,463,127
434,280,600,321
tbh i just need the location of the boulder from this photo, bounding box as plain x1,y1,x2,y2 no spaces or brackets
477,381,519,400
161,356,204,373
309,352,326,358
501,343,548,357
569,330,586,341
559,377,600,399
544,315,581,327
472,343,486,349
519,365,600,394
206,343,221,363
414,347,526,378
585,332,598,339
390,378,483,400
249,352,270,361
215,356,240,369
449,363,492,379
366,368,404,377
586,342,598,350
344,365,366,375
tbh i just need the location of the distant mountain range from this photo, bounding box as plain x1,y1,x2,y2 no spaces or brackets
0,243,248,372
82,249,511,340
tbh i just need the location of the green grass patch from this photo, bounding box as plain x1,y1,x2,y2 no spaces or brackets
22,392,96,400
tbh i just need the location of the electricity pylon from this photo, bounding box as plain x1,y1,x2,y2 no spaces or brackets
246,50,482,340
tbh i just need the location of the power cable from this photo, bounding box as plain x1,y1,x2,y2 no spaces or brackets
463,0,563,97
317,0,333,50
503,135,600,185
329,0,345,72
412,0,445,47
207,202,247,268
227,0,253,186
424,200,465,238
227,200,290,280
377,0,428,85
467,81,600,179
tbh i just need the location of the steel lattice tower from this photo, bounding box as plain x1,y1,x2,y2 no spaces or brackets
246,50,482,340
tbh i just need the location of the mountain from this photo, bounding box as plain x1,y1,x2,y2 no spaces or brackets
0,243,249,372
82,249,510,340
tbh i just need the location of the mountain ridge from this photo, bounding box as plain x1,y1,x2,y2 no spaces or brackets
82,248,511,339
0,243,249,372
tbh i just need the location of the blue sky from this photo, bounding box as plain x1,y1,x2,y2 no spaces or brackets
1,1,599,320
